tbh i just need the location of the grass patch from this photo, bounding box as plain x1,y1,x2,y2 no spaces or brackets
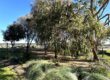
106,49,110,53
26,60,110,80
0,67,17,80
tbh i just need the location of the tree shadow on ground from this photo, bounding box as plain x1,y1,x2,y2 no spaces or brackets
98,50,110,56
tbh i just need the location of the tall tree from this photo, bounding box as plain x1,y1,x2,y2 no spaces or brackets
17,14,36,60
32,0,72,58
3,23,25,48
32,0,53,55
72,0,110,61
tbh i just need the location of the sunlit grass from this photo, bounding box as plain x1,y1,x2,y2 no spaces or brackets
0,67,17,80
106,49,110,53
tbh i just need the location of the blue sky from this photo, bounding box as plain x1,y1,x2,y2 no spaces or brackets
0,0,110,43
0,0,32,43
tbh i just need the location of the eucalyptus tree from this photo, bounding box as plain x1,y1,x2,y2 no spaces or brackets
48,0,75,59
31,0,54,55
83,13,107,60
72,0,110,61
64,1,108,60
16,14,36,60
73,0,110,22
31,0,73,58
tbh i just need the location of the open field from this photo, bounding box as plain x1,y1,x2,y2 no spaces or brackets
0,43,44,48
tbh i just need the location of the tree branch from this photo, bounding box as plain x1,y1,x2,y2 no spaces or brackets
98,3,108,19
90,0,94,15
104,16,110,26
94,0,109,17
99,14,109,20
104,20,110,26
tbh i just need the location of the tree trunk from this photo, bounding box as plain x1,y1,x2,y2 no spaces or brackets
44,42,47,55
44,49,47,55
6,43,9,59
55,51,58,59
90,0,93,15
102,47,104,57
11,41,15,53
24,42,30,60
54,43,58,59
11,41,15,49
92,48,99,61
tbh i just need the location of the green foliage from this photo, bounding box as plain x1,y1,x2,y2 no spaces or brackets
71,66,110,80
43,67,78,80
0,67,17,80
83,73,110,80
71,67,89,80
90,65,108,76
0,48,24,61
3,23,25,42
0,48,10,59
26,60,110,80
26,60,78,80
27,61,55,80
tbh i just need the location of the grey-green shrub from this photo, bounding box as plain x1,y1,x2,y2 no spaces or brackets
43,67,78,80
71,67,110,80
27,63,43,80
27,61,55,80
26,61,110,80
27,62,78,80
90,65,108,76
71,67,90,80
82,73,110,80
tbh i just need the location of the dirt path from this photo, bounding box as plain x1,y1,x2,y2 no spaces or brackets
31,50,93,68
8,64,25,80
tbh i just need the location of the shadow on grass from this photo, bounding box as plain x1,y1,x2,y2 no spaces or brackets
98,50,110,56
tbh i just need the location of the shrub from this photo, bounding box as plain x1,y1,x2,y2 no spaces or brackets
27,61,55,80
83,73,110,80
71,67,89,80
71,66,110,80
90,65,108,76
0,67,17,80
43,67,78,80
26,60,110,80
27,61,78,80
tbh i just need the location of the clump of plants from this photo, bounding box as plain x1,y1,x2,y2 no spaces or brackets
26,60,110,80
26,60,55,80
26,60,78,80
0,67,17,80
71,64,110,80
43,67,78,80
